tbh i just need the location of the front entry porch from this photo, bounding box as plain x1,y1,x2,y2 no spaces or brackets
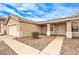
46,21,73,39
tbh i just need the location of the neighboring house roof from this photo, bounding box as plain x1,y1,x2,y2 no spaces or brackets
5,14,79,25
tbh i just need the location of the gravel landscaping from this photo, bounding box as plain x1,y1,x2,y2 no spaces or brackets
14,35,56,51
60,38,79,55
0,41,17,55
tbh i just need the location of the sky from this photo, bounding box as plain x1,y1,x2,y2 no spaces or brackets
0,3,79,21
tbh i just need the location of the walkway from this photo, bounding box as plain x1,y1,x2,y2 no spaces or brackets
39,36,65,55
0,35,40,55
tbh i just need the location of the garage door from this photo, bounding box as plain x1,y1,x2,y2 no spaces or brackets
8,25,19,37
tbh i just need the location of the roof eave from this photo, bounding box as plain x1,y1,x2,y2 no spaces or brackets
37,16,79,25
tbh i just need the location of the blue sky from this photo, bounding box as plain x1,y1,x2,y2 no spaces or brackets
0,3,79,21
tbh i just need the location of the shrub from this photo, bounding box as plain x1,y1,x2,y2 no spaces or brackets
40,33,46,35
32,32,39,38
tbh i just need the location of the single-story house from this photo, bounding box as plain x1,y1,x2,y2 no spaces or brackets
3,14,79,38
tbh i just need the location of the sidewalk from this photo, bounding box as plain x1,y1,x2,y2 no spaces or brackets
39,36,65,55
0,35,40,55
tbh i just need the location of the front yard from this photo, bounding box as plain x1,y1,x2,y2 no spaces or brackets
1,35,79,55
60,38,79,55
0,41,17,55
14,35,56,51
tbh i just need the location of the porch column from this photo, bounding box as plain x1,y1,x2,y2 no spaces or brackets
1,24,4,34
47,24,51,36
66,21,72,38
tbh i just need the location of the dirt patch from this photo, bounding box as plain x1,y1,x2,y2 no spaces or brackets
60,38,79,55
14,35,56,51
0,41,17,55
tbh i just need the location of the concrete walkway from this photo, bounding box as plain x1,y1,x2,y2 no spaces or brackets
39,36,65,55
0,35,40,55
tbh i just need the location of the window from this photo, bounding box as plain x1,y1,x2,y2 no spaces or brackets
72,26,79,32
51,27,53,31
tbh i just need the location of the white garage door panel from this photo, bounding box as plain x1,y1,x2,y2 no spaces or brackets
9,25,19,37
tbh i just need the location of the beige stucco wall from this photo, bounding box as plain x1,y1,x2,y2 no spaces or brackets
52,23,66,35
41,25,47,34
0,23,1,33
0,21,6,34
0,21,1,32
1,23,4,34
0,21,4,33
6,16,67,37
6,16,20,36
42,23,66,36
19,22,42,37
6,15,42,37
72,32,79,37
7,16,19,26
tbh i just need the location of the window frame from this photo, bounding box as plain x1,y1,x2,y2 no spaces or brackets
50,25,54,32
72,26,79,32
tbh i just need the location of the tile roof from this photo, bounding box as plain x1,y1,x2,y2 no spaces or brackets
6,14,79,25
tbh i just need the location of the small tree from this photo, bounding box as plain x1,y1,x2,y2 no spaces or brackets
0,15,6,21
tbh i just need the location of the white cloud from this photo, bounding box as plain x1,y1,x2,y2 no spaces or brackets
16,3,38,11
31,19,47,21
0,5,23,17
22,3,37,10
44,4,79,19
35,10,45,15
25,17,47,21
